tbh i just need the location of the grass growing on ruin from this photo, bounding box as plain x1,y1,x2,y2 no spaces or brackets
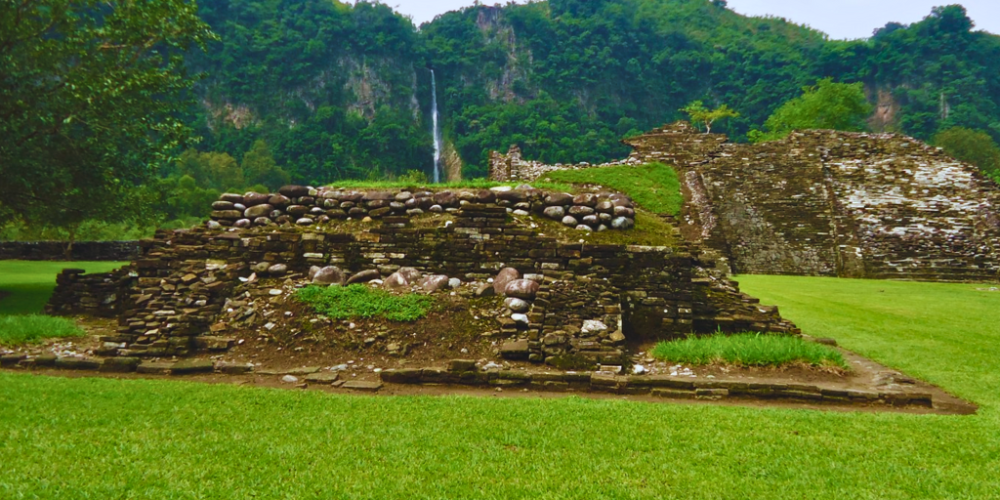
296,284,433,322
540,162,683,216
3,278,1000,498
0,260,126,315
651,333,848,369
531,209,676,247
0,315,84,346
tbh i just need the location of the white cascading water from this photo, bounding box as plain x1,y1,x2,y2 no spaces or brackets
430,69,442,183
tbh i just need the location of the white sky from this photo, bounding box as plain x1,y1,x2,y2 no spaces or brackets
385,0,1000,40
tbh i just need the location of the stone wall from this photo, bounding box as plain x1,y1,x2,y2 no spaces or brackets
45,268,131,318
211,186,637,233
489,122,1000,282
48,193,796,363
0,241,141,261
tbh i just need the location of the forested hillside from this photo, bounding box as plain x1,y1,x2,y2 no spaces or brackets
184,0,1000,182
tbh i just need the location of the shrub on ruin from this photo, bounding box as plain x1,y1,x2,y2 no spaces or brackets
933,127,1000,179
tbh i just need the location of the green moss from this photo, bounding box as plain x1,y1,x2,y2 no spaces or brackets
530,210,676,247
540,163,683,216
296,284,432,322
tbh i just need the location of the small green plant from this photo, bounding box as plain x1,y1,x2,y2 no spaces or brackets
296,284,433,322
651,333,848,369
680,100,740,134
0,315,85,346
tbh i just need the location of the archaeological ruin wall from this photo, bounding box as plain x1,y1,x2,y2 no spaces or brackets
47,186,796,366
490,122,1000,282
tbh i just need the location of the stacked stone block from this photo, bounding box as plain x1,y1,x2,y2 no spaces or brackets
210,186,637,232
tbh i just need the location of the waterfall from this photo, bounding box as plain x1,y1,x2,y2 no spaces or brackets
430,69,442,184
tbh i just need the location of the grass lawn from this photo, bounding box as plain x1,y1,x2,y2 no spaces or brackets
2,278,1000,498
0,315,84,346
651,332,848,369
0,260,125,315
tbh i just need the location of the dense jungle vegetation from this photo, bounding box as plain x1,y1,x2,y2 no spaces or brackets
3,0,1000,238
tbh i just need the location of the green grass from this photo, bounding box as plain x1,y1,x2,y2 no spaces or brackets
540,162,683,216
651,332,848,369
2,278,1000,498
296,284,433,322
0,260,126,315
0,315,84,346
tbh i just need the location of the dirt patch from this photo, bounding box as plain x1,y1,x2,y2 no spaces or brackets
221,290,505,373
0,290,10,304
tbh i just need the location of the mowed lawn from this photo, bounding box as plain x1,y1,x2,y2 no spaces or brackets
1,275,999,498
0,260,125,315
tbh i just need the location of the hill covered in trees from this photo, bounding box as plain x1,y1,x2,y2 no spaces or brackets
186,0,1000,182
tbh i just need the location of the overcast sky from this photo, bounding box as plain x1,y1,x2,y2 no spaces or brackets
386,0,1000,40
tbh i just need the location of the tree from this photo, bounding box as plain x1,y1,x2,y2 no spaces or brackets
241,140,291,190
933,127,1000,179
0,0,214,232
749,79,872,143
680,101,740,134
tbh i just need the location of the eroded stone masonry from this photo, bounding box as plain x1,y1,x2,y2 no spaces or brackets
491,122,1000,281
47,185,795,365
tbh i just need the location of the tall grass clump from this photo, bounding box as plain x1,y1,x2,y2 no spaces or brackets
651,333,848,369
0,315,85,346
295,284,432,322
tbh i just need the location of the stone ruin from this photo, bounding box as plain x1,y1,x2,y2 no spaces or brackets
45,184,796,367
491,122,1000,282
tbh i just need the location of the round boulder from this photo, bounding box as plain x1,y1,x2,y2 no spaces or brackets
269,194,291,208
544,192,574,206
383,271,411,291
397,267,423,283
244,204,274,219
504,279,540,300
243,192,270,207
279,185,310,198
419,275,451,293
287,205,310,217
220,193,244,204
433,191,458,207
569,206,595,217
313,266,346,285
504,297,531,313
561,215,578,227
543,206,566,220
493,268,521,295
611,217,634,230
573,193,599,207
346,269,381,285
268,263,288,276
